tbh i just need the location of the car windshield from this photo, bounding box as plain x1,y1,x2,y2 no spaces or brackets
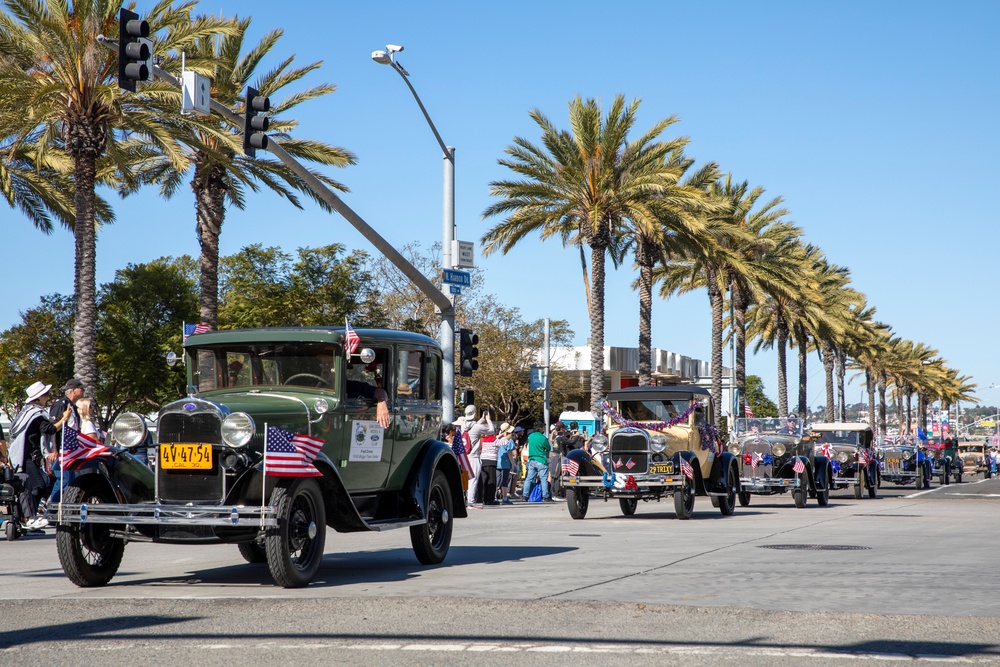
191,343,339,392
616,398,691,423
735,418,801,437
959,444,984,453
811,430,862,447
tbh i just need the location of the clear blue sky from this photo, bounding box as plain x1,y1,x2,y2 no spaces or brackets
4,1,997,409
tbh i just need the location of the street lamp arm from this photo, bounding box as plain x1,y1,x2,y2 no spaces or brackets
388,62,451,159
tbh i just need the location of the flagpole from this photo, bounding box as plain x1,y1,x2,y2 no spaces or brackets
261,423,268,529
58,422,65,524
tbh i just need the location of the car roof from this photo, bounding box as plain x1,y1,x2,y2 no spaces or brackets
607,385,710,401
184,326,439,349
809,422,873,432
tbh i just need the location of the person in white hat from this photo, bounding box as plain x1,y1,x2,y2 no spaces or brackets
7,381,73,531
461,404,495,507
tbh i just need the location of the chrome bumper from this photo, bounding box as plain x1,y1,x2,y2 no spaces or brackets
563,474,684,489
53,503,278,527
739,476,801,492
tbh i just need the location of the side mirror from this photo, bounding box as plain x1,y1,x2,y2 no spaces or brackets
359,348,376,364
166,351,180,367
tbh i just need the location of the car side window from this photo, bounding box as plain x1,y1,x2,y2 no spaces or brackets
427,351,441,401
345,348,389,400
395,348,423,403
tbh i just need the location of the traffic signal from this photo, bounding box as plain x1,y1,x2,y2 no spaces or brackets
459,328,479,377
460,389,475,406
243,87,271,158
118,8,153,93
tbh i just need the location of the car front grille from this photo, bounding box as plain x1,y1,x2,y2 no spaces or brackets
156,410,224,504
609,431,649,474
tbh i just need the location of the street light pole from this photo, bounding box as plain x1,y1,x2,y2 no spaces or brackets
373,45,457,423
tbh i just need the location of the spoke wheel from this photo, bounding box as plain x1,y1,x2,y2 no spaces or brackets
792,488,807,508
673,479,694,520
816,467,831,506
619,498,638,516
410,470,455,565
566,487,589,520
56,484,125,587
718,465,737,516
266,478,326,588
854,482,863,499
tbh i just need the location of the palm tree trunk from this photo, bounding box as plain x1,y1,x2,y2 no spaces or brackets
835,349,847,421
776,314,789,417
708,269,724,427
734,286,747,414
588,244,606,412
822,343,835,422
795,323,808,417
578,243,592,316
637,259,653,386
866,368,876,436
195,165,228,329
877,371,888,441
72,151,98,398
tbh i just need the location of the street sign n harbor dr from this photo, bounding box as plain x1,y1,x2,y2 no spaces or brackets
442,269,471,287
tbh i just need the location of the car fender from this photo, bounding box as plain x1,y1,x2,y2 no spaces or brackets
702,451,736,496
67,454,149,504
566,448,598,477
405,439,468,521
813,455,831,490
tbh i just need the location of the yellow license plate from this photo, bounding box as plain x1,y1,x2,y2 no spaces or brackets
887,458,900,464
649,463,674,474
160,443,213,470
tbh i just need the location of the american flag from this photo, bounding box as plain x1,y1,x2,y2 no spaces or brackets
344,319,360,355
625,458,636,470
61,425,112,470
562,457,580,476
451,428,475,477
858,448,871,466
183,323,210,340
792,458,806,474
751,452,763,469
264,425,324,477
680,457,694,481
744,404,754,417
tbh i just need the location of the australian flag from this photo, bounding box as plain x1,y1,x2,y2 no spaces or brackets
264,425,324,477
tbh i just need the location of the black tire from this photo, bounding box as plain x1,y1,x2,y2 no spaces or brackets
816,467,831,507
673,479,694,520
410,469,455,565
56,484,125,588
738,491,752,507
266,478,326,588
238,541,267,563
792,488,807,508
619,498,638,516
718,465,737,516
915,470,924,490
566,487,589,520
956,469,963,484
854,482,863,499
5,520,18,541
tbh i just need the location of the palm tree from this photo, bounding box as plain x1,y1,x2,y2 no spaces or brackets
128,17,357,329
0,0,229,393
483,95,690,410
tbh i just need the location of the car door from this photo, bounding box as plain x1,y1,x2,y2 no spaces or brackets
387,345,442,488
339,344,394,492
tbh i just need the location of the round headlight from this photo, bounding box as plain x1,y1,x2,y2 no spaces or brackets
313,398,330,415
729,443,742,455
222,412,256,448
902,450,913,461
590,435,609,453
838,452,850,463
772,443,786,457
112,412,147,449
650,434,667,453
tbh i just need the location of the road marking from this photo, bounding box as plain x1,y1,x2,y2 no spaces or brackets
943,493,1000,497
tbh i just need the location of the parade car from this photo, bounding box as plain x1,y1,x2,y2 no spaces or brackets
729,417,832,508
561,386,740,520
809,422,879,499
880,437,933,489
54,327,465,588
958,442,986,476
929,439,962,485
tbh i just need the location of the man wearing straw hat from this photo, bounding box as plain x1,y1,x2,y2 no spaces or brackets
8,381,72,530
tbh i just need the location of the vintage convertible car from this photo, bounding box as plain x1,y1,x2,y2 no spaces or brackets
809,422,879,499
880,438,933,489
928,439,962,485
53,327,465,588
729,417,832,508
561,386,740,520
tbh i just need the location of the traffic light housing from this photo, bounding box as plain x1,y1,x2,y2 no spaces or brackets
118,8,153,92
243,87,271,157
459,328,479,377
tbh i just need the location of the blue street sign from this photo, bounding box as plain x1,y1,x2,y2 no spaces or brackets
449,285,462,295
442,269,471,286
530,365,545,390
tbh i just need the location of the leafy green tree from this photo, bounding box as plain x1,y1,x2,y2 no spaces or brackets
0,295,75,417
95,258,199,423
218,244,377,328
744,375,777,418
483,95,689,412
0,0,230,396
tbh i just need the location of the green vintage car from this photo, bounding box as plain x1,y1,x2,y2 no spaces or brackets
54,327,465,588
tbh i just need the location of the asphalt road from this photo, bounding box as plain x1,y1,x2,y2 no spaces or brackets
2,476,1000,666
